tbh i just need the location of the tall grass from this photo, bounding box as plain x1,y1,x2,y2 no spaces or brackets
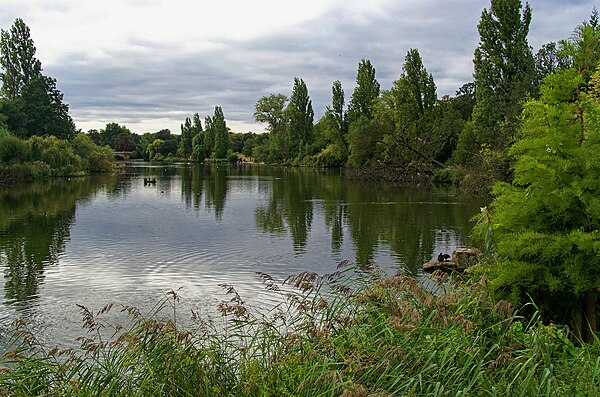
1,264,599,396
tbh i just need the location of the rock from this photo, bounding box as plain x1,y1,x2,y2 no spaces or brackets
423,248,482,273
451,248,482,269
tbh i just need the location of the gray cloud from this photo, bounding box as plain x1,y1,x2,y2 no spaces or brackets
38,0,597,134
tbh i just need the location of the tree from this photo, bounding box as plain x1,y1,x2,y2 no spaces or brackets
559,23,600,85
17,75,75,139
450,82,476,121
113,132,136,152
0,19,75,140
147,139,164,160
472,0,536,148
482,66,600,343
178,116,194,159
370,49,444,168
286,78,314,159
323,80,348,160
254,94,288,134
535,42,569,84
347,59,381,166
454,0,536,192
191,132,207,162
212,106,229,159
254,94,288,160
0,18,41,100
100,123,131,148
348,59,380,122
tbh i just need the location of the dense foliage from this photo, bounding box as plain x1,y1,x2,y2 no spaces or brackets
0,128,114,183
2,267,600,396
476,53,600,342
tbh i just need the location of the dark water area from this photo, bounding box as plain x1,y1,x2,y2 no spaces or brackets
0,163,486,347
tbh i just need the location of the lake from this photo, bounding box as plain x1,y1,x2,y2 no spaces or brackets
0,163,485,348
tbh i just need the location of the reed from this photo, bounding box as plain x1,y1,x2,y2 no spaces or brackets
1,263,599,396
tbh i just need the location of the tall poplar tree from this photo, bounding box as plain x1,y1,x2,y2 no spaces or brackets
455,0,536,192
374,48,442,167
472,0,535,148
179,116,194,158
203,116,215,157
324,80,348,159
212,106,229,159
347,59,381,166
286,78,314,159
348,59,380,122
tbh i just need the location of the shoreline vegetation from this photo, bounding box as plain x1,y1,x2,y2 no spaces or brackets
0,131,115,185
2,265,599,396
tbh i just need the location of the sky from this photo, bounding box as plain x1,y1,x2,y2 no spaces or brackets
0,0,597,135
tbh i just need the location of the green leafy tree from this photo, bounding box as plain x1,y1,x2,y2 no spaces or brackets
348,59,380,122
113,132,136,152
191,132,206,162
254,94,288,160
455,0,536,192
254,94,287,134
212,106,229,158
13,75,75,139
450,82,476,122
472,0,535,147
347,59,381,166
322,80,348,162
178,117,194,159
370,49,443,168
482,66,600,343
0,18,41,100
146,139,164,160
203,116,215,158
100,123,131,148
0,19,75,140
535,42,569,85
285,78,314,159
559,23,600,85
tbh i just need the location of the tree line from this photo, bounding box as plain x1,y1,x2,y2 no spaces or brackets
1,1,599,193
249,3,600,193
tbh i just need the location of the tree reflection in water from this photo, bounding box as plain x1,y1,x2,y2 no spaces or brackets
0,177,112,307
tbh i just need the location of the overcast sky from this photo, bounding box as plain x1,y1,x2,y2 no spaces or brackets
0,0,596,134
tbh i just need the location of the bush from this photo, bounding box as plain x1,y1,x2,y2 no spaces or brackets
432,165,464,185
0,129,30,163
71,133,115,173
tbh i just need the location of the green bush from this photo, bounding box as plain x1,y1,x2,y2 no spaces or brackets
0,129,30,163
432,165,464,185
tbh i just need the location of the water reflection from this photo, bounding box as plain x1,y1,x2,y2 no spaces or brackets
250,166,482,273
0,164,485,347
0,177,112,307
255,168,315,252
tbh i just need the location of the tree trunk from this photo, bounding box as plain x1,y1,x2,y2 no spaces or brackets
573,308,583,342
583,291,597,344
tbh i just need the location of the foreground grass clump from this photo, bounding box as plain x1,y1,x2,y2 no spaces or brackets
1,265,600,396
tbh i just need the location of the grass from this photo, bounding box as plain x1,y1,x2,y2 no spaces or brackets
1,263,599,396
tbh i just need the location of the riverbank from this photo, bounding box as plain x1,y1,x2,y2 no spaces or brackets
2,266,598,396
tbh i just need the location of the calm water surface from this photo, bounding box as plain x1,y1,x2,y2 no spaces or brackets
0,163,484,347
